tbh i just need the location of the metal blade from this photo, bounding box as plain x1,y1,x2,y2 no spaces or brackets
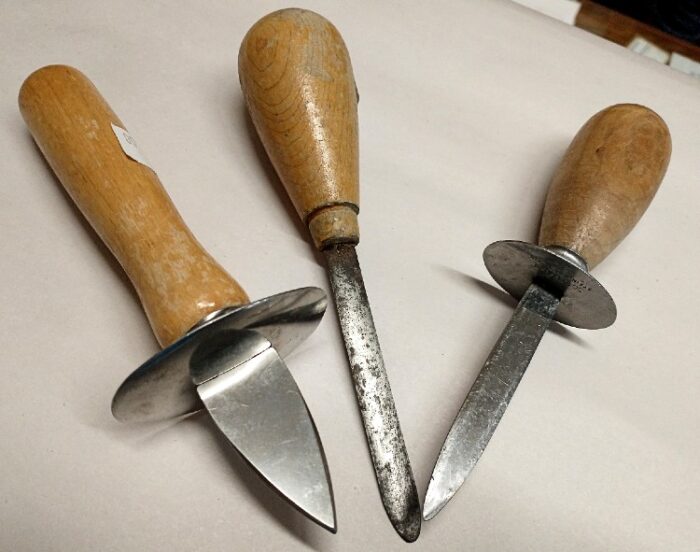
193,330,336,533
324,245,421,542
423,283,559,521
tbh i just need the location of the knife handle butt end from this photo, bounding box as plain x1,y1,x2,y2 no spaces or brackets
538,104,671,269
238,9,360,250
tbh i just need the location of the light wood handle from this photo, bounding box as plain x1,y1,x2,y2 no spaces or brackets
538,104,671,269
19,65,249,347
239,8,360,250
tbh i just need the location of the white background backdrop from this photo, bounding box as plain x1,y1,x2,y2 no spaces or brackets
1,1,699,550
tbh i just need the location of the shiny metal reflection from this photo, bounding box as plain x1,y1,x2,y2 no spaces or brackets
112,287,326,422
195,330,335,532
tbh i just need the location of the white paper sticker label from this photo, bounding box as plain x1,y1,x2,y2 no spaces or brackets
111,123,150,167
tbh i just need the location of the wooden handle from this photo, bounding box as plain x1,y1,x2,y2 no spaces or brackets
239,8,360,250
538,104,671,269
19,65,249,347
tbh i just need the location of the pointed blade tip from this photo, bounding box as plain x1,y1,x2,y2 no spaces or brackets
255,461,336,533
387,485,421,542
302,494,336,534
320,513,337,535
421,495,444,522
422,469,463,522
421,490,441,522
395,517,421,543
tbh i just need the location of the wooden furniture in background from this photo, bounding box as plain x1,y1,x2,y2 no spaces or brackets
576,0,700,63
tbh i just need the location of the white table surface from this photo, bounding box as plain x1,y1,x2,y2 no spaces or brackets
2,1,699,550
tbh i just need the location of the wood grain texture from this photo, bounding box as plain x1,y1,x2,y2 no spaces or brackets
239,8,360,250
538,104,671,269
19,65,249,347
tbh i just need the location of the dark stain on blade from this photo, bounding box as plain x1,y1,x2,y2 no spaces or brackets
324,244,421,542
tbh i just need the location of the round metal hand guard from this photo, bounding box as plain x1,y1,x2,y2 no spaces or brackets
112,287,327,422
483,241,617,329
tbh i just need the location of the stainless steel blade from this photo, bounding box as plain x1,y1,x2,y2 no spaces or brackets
423,283,559,521
324,244,421,542
192,330,336,532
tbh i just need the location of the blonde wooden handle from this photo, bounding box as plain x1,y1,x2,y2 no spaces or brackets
538,104,671,269
19,65,249,347
239,8,360,250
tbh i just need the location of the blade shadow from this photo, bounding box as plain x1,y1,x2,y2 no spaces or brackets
108,410,330,549
233,97,327,269
437,265,591,348
189,412,330,549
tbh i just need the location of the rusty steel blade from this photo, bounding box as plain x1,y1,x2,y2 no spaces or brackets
423,283,559,520
324,244,421,542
